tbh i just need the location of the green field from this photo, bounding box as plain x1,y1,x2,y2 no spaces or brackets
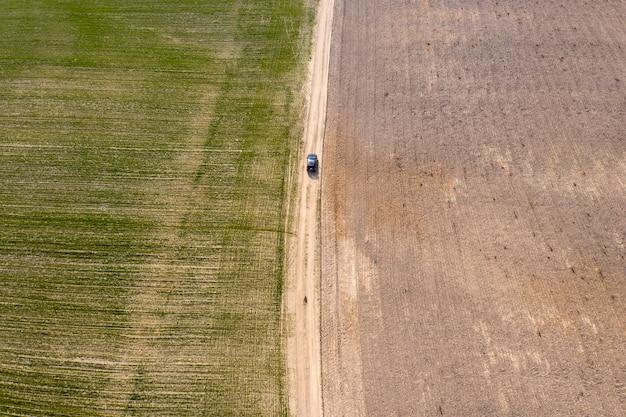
0,0,314,415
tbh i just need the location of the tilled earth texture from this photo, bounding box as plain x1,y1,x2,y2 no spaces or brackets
321,0,625,416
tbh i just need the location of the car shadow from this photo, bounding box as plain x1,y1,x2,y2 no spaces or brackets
307,170,319,180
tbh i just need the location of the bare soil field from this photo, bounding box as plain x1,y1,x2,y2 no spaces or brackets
321,0,625,415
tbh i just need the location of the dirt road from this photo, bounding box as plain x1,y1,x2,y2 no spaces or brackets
322,0,625,415
286,0,334,415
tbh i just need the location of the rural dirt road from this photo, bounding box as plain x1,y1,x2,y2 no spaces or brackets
321,0,625,416
286,0,334,416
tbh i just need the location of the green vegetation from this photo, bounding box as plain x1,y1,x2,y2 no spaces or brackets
0,0,315,415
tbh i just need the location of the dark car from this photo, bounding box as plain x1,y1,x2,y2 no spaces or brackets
306,154,318,173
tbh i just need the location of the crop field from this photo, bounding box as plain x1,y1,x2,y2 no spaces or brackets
0,0,314,415
322,0,625,416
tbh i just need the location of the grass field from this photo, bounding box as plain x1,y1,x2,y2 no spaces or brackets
0,0,314,415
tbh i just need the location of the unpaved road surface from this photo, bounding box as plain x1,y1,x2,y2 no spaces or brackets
287,0,334,416
322,0,625,415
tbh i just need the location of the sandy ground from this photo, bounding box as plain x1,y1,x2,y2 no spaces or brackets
286,0,334,415
321,0,625,416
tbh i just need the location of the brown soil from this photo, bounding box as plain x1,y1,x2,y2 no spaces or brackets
321,1,626,416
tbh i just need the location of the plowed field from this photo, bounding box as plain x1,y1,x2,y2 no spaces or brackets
321,1,625,415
